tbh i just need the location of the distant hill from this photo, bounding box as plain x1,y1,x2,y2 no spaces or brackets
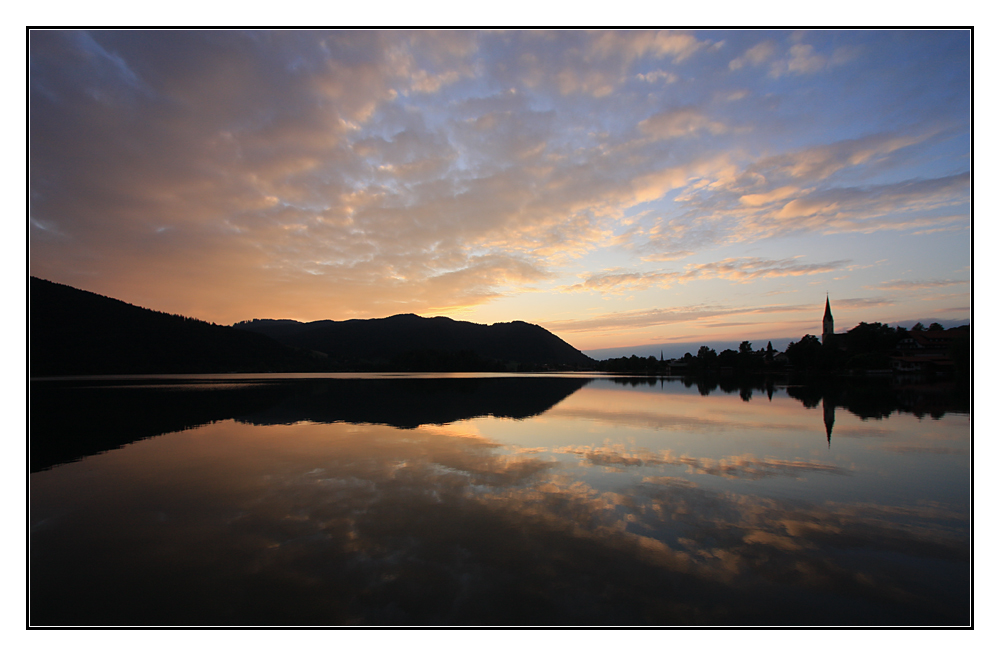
29,277,594,375
586,338,798,361
235,315,594,370
30,277,319,376
886,318,970,331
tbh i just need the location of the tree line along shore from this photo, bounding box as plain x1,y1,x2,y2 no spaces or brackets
598,321,970,380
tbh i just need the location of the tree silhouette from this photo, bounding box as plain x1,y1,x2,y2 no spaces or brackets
785,334,824,369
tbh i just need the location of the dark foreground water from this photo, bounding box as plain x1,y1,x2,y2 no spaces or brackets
29,374,970,626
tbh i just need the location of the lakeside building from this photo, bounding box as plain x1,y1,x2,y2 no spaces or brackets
891,328,967,376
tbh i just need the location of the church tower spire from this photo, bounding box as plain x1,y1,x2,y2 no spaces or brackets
822,295,834,345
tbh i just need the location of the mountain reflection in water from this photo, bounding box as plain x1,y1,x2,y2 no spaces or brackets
29,375,969,626
29,375,592,472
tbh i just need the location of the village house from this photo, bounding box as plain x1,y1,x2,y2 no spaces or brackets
891,327,968,375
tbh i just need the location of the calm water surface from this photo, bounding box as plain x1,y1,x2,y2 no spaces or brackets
30,374,970,626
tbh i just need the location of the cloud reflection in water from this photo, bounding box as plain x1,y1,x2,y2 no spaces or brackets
31,410,968,626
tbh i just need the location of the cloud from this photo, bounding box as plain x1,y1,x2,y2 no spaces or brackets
830,297,896,309
507,31,714,100
29,30,970,330
680,256,849,282
639,107,728,139
562,269,677,293
720,89,750,102
635,70,679,84
590,30,715,64
762,174,970,236
407,67,463,94
739,185,800,207
728,41,777,70
773,43,827,76
417,254,551,310
620,128,966,262
545,301,812,333
757,131,932,181
765,40,860,78
32,32,649,319
562,257,847,295
870,279,969,291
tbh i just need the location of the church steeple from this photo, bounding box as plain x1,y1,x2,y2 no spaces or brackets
822,295,834,345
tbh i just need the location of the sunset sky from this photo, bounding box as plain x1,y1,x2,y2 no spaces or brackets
29,30,970,353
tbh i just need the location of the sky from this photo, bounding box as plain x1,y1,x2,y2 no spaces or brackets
28,30,971,353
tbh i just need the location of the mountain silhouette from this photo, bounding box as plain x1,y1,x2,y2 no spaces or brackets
30,277,319,376
30,277,594,375
235,315,594,370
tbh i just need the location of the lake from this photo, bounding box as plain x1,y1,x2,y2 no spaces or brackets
29,373,970,626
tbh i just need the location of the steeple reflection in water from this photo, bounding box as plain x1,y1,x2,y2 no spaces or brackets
824,396,835,446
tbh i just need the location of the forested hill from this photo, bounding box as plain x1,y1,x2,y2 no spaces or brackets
234,315,594,370
29,277,594,375
30,277,318,376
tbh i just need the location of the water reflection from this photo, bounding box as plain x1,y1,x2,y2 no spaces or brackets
824,397,835,446
607,376,968,445
29,375,969,626
29,376,590,472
